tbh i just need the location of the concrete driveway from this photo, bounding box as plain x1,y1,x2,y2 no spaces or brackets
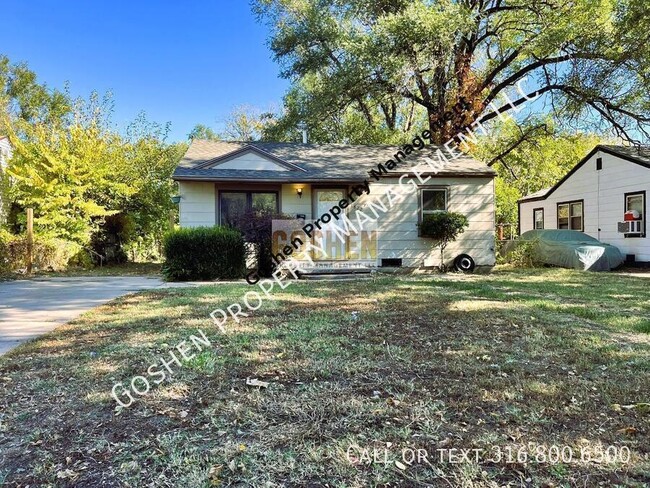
0,276,169,355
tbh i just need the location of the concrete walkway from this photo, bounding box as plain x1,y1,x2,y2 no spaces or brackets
0,276,175,355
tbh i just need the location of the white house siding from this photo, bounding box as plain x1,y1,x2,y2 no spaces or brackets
367,176,496,268
0,138,12,223
178,181,216,227
0,138,11,169
179,182,313,227
519,150,650,261
214,151,289,171
281,184,312,219
178,177,496,268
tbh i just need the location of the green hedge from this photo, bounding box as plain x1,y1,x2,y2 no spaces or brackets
0,230,10,274
162,226,246,281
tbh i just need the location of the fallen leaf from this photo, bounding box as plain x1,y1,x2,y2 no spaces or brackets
209,465,222,485
621,403,650,414
246,377,269,388
616,426,638,436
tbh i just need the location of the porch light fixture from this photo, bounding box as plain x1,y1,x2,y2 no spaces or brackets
296,187,303,198
171,195,182,204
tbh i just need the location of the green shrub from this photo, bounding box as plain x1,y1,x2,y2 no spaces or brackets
0,231,85,272
418,212,469,270
231,210,294,278
504,238,541,268
0,229,11,274
162,226,246,281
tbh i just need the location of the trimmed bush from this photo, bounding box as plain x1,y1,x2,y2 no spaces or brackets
163,226,246,281
418,212,469,271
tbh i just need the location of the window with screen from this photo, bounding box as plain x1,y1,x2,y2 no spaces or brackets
557,201,583,231
220,191,278,227
420,188,447,218
533,208,544,230
625,191,645,237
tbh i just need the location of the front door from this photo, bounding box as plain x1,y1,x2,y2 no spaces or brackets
312,188,347,260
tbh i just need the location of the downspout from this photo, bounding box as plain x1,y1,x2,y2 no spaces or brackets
597,155,601,240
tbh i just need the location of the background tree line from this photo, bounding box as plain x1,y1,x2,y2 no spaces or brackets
0,55,186,267
192,0,649,227
3,0,650,272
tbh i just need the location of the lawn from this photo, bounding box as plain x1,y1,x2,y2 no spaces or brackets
1,262,163,282
0,268,648,487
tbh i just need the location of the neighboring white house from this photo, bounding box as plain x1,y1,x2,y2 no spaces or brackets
0,136,10,167
519,145,650,264
172,140,496,270
0,136,12,223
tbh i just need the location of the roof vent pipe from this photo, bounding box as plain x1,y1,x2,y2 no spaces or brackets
297,121,308,144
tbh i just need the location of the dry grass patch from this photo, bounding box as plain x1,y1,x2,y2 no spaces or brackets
0,269,648,487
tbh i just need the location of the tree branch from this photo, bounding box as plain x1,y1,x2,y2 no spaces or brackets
486,123,548,167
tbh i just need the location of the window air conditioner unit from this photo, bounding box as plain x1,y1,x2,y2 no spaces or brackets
618,220,644,235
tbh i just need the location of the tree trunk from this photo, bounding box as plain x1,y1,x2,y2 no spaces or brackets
427,107,465,144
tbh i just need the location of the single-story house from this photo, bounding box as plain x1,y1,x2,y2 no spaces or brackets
172,139,496,270
0,136,12,223
519,144,650,264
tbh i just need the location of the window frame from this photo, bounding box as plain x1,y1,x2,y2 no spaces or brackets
556,199,584,231
219,190,279,226
419,187,448,219
624,190,646,238
533,208,544,230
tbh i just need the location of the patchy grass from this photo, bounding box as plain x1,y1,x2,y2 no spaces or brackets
19,262,163,279
2,262,162,281
0,268,648,487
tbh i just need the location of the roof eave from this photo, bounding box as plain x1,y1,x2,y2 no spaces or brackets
517,195,547,203
172,175,364,184
518,144,650,205
173,171,496,183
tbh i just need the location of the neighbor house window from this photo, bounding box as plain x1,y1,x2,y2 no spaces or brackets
420,188,447,219
557,201,583,231
625,191,645,237
220,191,278,227
533,208,544,230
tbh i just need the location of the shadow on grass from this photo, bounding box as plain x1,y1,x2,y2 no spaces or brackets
0,271,648,487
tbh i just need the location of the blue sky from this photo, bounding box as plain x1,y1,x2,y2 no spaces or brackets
1,1,289,142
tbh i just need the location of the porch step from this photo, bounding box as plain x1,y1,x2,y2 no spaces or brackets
297,267,372,280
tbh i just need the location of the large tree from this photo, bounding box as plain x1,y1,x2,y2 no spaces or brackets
473,118,604,224
0,55,71,126
255,0,650,144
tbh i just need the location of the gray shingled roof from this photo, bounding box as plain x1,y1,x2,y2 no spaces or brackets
519,187,551,202
599,144,650,166
173,139,495,182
